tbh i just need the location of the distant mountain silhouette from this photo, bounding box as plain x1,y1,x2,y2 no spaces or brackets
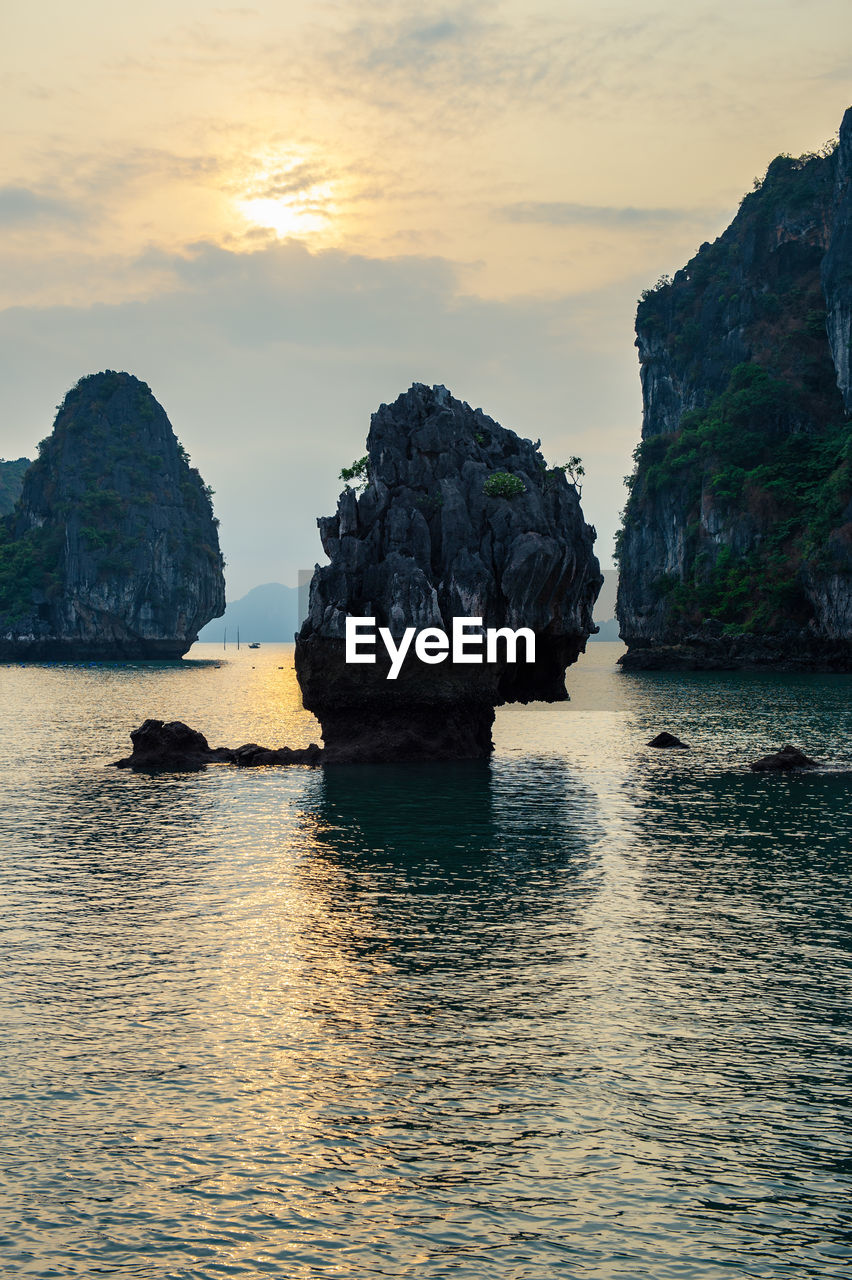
589,570,619,641
591,616,620,641
197,582,300,643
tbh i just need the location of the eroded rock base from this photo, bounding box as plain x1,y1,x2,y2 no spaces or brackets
1,639,193,662
620,637,852,672
318,704,496,764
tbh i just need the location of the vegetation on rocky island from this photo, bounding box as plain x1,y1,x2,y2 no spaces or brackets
619,362,851,632
618,117,852,650
0,458,30,518
483,471,526,499
0,371,224,640
339,455,369,490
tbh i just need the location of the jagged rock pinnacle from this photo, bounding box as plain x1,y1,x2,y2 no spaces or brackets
295,383,601,761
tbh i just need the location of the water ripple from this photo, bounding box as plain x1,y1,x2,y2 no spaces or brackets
0,644,849,1277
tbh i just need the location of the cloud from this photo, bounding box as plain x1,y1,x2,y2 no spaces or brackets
275,1,725,129
248,163,331,200
251,1,602,131
359,14,478,72
0,239,642,592
499,201,705,228
0,186,80,227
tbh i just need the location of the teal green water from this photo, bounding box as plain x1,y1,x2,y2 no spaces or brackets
0,643,850,1278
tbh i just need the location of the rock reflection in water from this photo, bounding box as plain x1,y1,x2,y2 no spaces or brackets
309,757,597,863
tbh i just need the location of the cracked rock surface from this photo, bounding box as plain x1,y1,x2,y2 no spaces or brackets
296,383,602,762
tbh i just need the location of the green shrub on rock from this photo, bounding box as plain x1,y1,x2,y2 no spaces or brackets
483,471,526,499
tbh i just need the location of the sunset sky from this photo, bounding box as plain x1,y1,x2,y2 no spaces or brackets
2,0,850,593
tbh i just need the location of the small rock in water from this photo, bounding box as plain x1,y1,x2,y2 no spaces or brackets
112,718,323,771
113,719,223,771
750,744,818,772
647,731,689,748
232,742,323,767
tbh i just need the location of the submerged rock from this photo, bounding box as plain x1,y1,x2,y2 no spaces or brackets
231,742,323,767
647,731,689,748
0,371,225,660
750,744,819,772
295,383,602,762
113,719,323,770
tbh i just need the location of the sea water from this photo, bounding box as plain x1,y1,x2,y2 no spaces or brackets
0,643,849,1278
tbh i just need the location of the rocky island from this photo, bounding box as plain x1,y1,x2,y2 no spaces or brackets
295,383,602,761
0,371,225,660
113,719,322,771
617,107,852,669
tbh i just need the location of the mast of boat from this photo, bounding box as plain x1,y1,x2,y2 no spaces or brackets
237,627,240,650
224,628,227,650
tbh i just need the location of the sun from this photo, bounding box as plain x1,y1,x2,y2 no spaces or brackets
234,152,337,241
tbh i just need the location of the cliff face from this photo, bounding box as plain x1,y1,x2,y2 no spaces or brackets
0,371,225,659
295,383,601,761
617,107,852,669
0,458,30,517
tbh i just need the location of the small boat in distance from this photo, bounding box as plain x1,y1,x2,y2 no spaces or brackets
248,642,261,649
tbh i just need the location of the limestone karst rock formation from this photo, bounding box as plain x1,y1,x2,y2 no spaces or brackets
617,107,852,670
0,371,225,659
295,383,602,761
